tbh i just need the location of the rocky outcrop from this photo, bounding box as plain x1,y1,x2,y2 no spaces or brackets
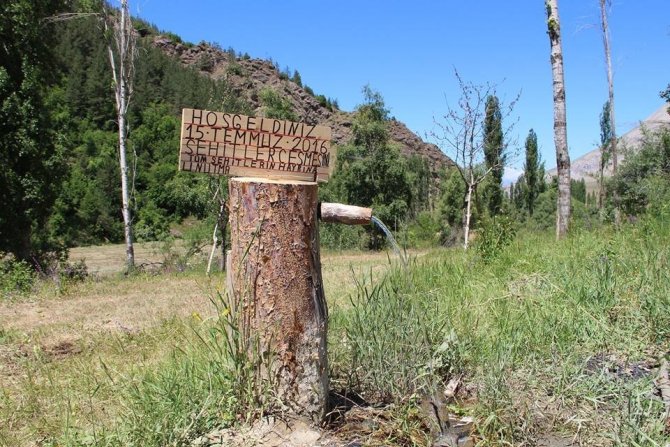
151,35,453,173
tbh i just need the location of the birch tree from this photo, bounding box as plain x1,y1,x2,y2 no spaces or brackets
545,0,571,239
432,72,518,249
105,0,137,271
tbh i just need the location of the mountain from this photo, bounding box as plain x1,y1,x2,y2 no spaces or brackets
547,104,670,186
151,37,453,174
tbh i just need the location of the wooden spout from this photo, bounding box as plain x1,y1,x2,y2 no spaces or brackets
319,202,372,225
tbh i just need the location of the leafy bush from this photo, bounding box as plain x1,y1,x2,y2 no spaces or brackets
402,211,441,248
0,257,36,299
225,62,244,76
610,129,670,217
258,87,297,121
58,258,88,283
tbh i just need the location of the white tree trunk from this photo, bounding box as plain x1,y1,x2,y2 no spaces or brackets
108,0,135,271
118,90,134,270
463,182,473,250
546,0,571,239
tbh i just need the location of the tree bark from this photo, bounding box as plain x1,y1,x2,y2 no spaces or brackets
600,0,620,224
228,177,328,422
107,0,135,271
546,0,571,239
464,181,473,250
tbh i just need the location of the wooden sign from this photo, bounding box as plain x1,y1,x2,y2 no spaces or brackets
179,108,334,182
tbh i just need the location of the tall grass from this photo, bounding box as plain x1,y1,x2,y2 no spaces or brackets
3,214,669,445
329,212,670,445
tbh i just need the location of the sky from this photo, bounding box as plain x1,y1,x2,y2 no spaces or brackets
132,0,669,181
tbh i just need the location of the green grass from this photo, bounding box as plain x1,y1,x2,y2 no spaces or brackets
328,215,670,445
1,217,670,446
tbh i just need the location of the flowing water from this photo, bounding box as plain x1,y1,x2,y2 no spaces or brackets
370,216,408,268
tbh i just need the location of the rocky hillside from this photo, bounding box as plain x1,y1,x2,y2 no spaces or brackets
152,37,452,173
548,104,670,186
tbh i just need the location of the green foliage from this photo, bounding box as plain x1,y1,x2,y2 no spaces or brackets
523,129,542,215
41,14,252,247
482,95,504,216
225,61,244,76
319,224,365,251
334,264,456,400
610,129,670,217
0,257,36,299
326,86,414,249
600,100,613,168
661,83,670,113
0,0,68,263
406,155,432,218
291,69,302,87
437,167,466,241
475,215,517,262
258,87,297,121
402,211,442,248
571,178,587,203
531,186,557,231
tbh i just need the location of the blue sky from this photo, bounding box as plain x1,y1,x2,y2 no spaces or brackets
133,1,669,178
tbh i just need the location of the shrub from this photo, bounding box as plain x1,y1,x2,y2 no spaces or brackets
0,256,36,299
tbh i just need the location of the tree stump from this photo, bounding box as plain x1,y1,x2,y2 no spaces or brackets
228,177,328,422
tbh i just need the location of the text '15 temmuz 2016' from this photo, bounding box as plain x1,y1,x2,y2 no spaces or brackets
179,108,334,182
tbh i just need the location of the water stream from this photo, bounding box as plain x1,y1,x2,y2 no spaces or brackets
370,216,408,268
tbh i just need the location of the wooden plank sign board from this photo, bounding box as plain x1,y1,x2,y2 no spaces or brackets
179,108,334,182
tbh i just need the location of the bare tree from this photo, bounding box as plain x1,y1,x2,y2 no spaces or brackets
206,178,229,275
599,0,620,224
432,71,518,249
545,0,571,239
105,0,137,271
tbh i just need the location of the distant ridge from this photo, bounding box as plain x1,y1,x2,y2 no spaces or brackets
547,104,670,185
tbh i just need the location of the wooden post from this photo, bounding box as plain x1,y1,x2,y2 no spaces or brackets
228,177,328,422
320,202,372,225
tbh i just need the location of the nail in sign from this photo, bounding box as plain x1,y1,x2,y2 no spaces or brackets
179,108,334,182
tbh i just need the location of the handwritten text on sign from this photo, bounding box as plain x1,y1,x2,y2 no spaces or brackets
179,108,334,182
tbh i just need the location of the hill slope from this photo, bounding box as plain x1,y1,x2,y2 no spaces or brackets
152,37,452,174
548,104,670,185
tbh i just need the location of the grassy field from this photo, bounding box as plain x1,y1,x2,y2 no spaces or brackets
0,245,403,446
1,218,669,446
